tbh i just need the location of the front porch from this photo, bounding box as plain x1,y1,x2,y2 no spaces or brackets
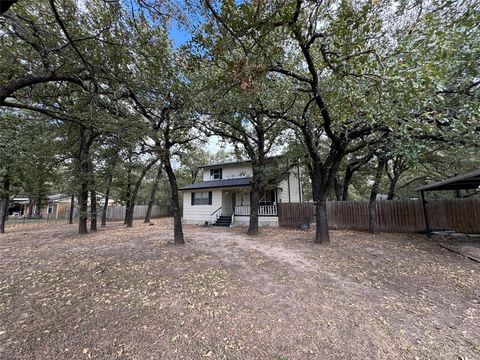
212,189,279,227
232,205,278,216
181,185,280,227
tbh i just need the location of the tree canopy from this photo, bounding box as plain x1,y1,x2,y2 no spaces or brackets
0,0,478,241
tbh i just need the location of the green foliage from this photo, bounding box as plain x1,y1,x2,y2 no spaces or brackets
0,0,478,226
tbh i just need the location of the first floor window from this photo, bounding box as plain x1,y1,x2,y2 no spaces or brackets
192,191,212,205
48,204,53,214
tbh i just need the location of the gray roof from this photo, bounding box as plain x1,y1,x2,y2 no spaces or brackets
11,197,29,202
179,177,252,191
202,155,284,169
415,168,480,191
48,193,69,201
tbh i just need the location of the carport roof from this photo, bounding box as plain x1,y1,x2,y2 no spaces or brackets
179,177,252,191
415,168,480,191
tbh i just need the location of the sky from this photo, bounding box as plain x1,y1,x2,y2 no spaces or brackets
167,14,227,155
169,20,192,48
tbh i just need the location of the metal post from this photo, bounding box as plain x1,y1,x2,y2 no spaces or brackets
420,191,431,238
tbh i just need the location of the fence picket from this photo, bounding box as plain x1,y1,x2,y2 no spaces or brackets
278,199,480,233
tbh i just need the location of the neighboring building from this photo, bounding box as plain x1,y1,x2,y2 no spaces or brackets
179,157,303,227
20,194,72,219
7,197,30,217
18,193,118,219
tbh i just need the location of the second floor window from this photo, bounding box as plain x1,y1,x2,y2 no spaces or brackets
210,168,222,180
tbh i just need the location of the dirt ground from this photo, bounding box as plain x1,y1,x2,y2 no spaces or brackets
1,219,479,360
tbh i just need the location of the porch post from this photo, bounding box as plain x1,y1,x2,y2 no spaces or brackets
420,191,431,238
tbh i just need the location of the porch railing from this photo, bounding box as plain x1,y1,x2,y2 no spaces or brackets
234,205,278,216
259,205,277,216
210,206,222,224
234,205,250,216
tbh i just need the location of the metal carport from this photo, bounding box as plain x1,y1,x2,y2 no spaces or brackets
415,168,480,237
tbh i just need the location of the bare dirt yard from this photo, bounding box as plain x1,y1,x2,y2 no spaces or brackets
1,219,479,360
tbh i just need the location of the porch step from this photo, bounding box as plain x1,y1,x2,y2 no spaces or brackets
213,215,232,227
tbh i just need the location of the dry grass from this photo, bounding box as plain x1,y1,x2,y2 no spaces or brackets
0,219,479,359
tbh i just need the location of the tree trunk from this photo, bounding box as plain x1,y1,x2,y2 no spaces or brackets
333,176,342,201
125,159,157,228
101,173,113,228
89,158,98,232
27,197,33,218
69,194,74,224
314,198,329,244
163,159,184,245
124,167,132,225
248,157,266,236
77,126,91,235
145,165,162,223
309,151,345,244
387,176,398,200
310,164,331,244
248,181,260,236
368,157,387,234
90,188,97,232
341,168,354,201
35,196,42,218
0,173,10,234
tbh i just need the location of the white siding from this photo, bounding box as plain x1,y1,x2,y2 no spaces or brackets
182,190,222,224
183,162,302,225
233,216,278,227
278,180,288,203
278,166,302,203
289,167,302,202
203,164,252,181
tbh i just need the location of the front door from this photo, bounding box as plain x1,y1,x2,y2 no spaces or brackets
231,192,236,213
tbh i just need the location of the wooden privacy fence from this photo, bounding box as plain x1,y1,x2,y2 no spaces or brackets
278,198,480,233
64,205,172,221
278,202,315,228
106,205,172,221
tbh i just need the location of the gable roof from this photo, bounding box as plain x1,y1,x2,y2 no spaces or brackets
415,168,480,191
201,155,284,169
179,177,252,191
48,193,69,201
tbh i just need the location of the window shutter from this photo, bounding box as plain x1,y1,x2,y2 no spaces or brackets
208,191,212,205
191,192,194,206
271,189,275,204
210,169,213,177
219,168,223,179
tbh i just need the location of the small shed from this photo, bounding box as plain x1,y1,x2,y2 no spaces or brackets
415,168,480,236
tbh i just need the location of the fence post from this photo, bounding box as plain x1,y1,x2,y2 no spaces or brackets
420,191,431,238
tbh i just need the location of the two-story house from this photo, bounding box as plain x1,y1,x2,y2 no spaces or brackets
179,156,302,227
